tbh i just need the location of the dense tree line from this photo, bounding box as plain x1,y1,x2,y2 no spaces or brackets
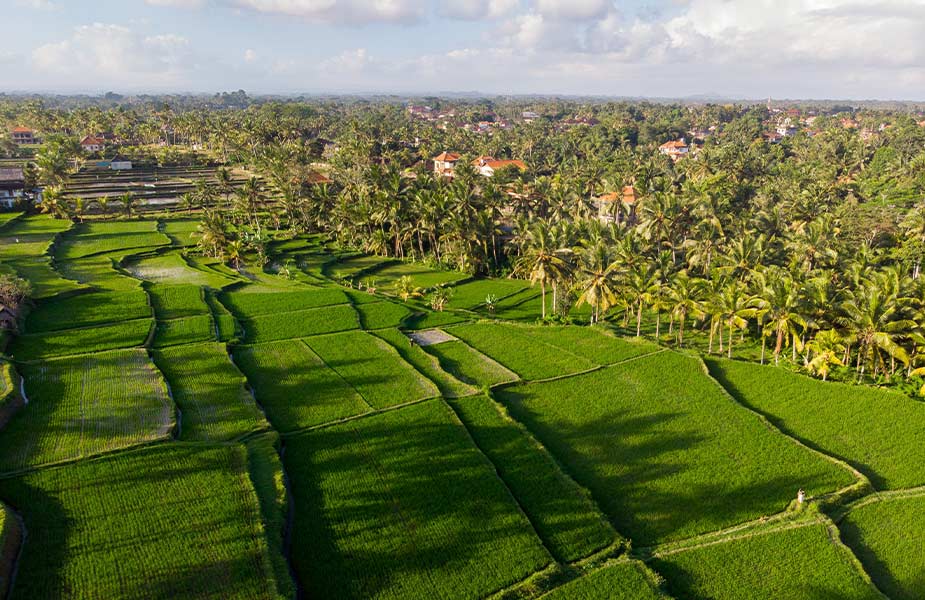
5,96,925,386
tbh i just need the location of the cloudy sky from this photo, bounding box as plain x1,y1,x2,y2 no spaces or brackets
3,0,925,99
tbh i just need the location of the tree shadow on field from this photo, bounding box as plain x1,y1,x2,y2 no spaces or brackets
494,385,840,547
0,479,68,599
705,358,886,490
7,445,285,599
284,402,552,600
838,516,923,600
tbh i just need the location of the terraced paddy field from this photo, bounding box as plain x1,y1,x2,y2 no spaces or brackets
651,520,882,599
1,228,923,599
0,444,287,600
284,400,552,600
839,493,925,599
495,351,855,545
707,358,925,489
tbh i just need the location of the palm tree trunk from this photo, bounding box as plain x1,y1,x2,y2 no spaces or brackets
655,310,661,339
636,302,643,337
727,325,733,359
540,280,546,320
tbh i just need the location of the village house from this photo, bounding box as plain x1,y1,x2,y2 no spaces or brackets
593,186,637,224
80,135,106,153
10,127,35,145
433,151,461,176
659,139,689,161
522,111,540,122
764,132,784,144
109,155,133,170
471,156,527,177
0,168,26,208
0,304,18,333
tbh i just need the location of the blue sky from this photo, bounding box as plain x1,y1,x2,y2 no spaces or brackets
3,0,925,99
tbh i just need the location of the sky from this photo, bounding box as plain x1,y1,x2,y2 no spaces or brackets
2,0,925,99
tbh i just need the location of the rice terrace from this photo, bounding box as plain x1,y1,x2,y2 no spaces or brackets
6,3,925,595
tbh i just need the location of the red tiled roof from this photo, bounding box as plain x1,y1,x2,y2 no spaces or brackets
596,186,636,204
433,151,461,162
11,127,32,133
482,159,526,171
80,135,105,146
305,171,332,185
660,140,687,149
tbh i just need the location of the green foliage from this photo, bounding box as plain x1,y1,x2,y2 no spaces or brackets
0,349,173,472
450,395,618,561
540,561,666,599
25,290,151,333
355,300,412,330
840,495,925,600
372,328,477,398
0,444,286,599
153,315,215,348
653,523,881,600
233,340,370,431
449,323,597,380
304,331,440,409
242,304,359,343
496,352,855,545
423,339,519,387
152,342,266,441
708,358,925,489
10,318,152,361
284,400,552,599
221,288,349,318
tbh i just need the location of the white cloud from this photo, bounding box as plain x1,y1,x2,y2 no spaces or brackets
244,48,258,63
439,0,520,20
32,23,194,88
232,0,424,24
145,0,204,6
16,0,57,9
533,0,612,20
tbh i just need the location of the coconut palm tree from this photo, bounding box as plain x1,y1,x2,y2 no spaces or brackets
806,330,845,381
513,222,571,319
668,272,705,347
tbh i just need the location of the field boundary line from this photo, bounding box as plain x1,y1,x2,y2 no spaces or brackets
370,329,479,399
496,348,668,388
646,513,824,559
297,338,377,412
820,515,891,599
467,321,606,370
697,355,872,508
441,398,561,566
280,396,439,437
436,335,520,387
833,483,925,519
1,503,25,600
0,436,194,480
460,391,623,564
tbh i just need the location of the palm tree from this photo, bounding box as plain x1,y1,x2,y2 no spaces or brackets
119,192,135,217
574,243,620,324
513,222,571,319
751,270,806,365
838,280,913,380
668,272,705,347
806,330,845,381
